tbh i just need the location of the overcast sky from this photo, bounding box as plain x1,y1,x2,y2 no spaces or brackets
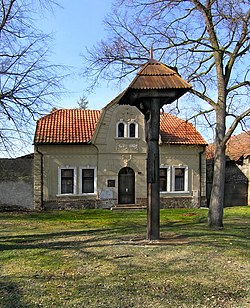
39,0,123,110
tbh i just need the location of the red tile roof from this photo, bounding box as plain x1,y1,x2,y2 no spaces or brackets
226,131,250,160
206,144,215,160
34,109,101,144
160,113,207,145
34,108,206,146
206,131,250,161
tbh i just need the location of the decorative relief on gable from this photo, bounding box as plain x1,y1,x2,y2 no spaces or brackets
116,140,139,152
122,154,133,167
116,106,138,122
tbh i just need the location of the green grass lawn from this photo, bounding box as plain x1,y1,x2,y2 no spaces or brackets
0,207,249,307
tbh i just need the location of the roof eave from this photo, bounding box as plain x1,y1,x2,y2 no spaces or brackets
118,87,191,107
162,141,207,146
34,141,92,146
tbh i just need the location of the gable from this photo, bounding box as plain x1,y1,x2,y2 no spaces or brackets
93,103,145,153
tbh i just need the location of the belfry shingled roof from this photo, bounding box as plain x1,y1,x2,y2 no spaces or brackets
130,59,192,90
34,107,206,146
117,58,192,107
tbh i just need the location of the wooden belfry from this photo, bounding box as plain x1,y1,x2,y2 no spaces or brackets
119,52,191,240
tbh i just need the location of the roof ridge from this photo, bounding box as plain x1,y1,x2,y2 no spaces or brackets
38,108,101,121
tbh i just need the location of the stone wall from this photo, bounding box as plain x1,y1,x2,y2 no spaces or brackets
43,199,97,210
0,154,34,210
42,196,202,210
33,151,43,211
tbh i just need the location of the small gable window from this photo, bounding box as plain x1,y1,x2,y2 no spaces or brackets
116,121,138,138
118,122,125,137
129,123,136,137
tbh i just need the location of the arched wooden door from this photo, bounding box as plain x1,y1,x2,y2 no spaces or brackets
118,167,135,204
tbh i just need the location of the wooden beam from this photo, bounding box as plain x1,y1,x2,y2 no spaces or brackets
145,98,161,240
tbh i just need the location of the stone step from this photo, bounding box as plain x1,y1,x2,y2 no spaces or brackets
110,204,147,210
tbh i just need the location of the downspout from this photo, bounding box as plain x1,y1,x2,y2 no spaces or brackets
89,141,99,207
35,145,44,210
199,146,206,207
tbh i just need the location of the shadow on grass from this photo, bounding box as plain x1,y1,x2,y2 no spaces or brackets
160,219,250,251
0,224,146,252
0,279,26,307
0,218,249,253
0,219,249,306
0,269,247,308
0,207,249,254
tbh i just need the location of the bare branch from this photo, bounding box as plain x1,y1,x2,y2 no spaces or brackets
224,107,250,144
227,81,250,93
189,88,217,108
0,0,66,154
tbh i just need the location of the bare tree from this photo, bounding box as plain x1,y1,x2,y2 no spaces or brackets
82,0,250,228
77,95,89,110
0,0,65,155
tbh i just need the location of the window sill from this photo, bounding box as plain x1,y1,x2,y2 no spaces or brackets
160,191,190,194
115,137,140,140
56,193,97,197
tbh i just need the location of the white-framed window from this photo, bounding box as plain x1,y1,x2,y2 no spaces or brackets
58,166,77,195
116,121,126,138
159,167,171,192
80,167,97,194
116,121,138,138
172,166,189,192
128,121,138,138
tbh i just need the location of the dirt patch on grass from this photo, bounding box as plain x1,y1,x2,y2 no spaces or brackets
181,212,198,216
121,234,191,246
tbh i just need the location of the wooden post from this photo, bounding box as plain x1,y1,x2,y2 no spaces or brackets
145,98,161,240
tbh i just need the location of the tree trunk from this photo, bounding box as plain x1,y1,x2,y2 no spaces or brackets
208,101,226,229
208,142,226,228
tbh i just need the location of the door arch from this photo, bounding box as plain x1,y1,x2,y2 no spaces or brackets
118,167,135,204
